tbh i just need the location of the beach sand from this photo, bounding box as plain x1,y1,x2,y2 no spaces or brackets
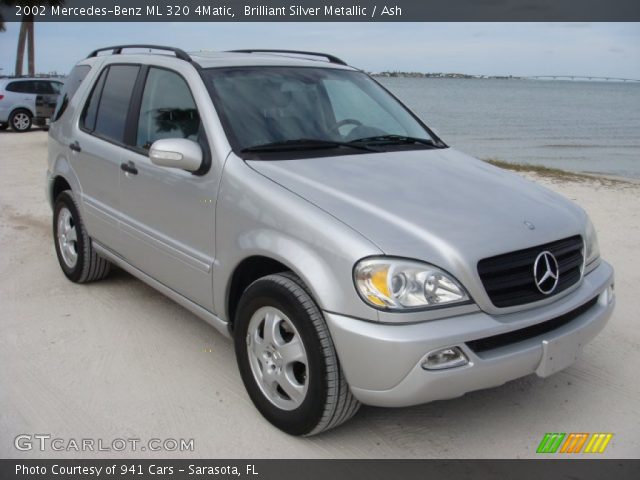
1,130,638,458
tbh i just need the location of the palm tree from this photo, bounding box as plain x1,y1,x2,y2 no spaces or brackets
0,1,64,76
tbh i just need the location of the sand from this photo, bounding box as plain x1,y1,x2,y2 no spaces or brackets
1,130,638,458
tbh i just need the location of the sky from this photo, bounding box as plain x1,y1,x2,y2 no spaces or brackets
1,22,639,78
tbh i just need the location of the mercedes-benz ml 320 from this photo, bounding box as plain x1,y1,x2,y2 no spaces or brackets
47,46,615,435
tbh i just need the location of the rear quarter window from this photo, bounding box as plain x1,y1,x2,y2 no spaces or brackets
6,81,30,93
53,64,91,122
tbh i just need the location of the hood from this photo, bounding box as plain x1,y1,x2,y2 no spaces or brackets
248,148,587,308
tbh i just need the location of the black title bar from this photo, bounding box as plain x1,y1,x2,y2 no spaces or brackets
0,0,640,22
1,459,640,480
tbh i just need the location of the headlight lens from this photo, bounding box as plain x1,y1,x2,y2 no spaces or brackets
354,258,470,310
584,217,600,271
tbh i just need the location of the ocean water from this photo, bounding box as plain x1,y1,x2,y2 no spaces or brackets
378,77,640,178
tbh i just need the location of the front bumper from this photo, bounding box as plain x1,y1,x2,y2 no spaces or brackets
45,169,54,210
325,261,614,407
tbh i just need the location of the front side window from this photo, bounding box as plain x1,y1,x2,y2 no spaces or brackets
82,65,139,143
203,66,443,158
136,68,200,149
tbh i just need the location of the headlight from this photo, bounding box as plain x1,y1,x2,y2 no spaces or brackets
354,257,470,310
584,217,600,272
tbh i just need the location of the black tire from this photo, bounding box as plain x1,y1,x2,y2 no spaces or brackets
53,190,111,283
0,123,8,131
9,109,32,132
234,272,360,436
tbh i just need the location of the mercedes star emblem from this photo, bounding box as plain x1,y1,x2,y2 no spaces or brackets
533,251,560,295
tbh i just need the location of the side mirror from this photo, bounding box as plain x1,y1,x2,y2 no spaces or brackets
149,138,203,172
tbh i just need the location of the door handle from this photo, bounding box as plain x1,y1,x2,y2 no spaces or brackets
120,161,138,175
69,141,82,152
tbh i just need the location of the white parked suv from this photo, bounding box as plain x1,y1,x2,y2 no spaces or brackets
47,45,615,435
0,77,63,131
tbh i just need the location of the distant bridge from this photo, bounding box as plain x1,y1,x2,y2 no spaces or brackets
524,75,640,83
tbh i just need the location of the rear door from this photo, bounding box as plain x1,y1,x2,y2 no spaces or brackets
116,66,216,311
72,64,140,250
34,80,60,120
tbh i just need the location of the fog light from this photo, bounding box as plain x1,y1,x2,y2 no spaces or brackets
606,284,615,304
422,346,468,370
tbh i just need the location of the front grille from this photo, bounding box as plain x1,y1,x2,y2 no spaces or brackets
478,236,584,308
467,296,598,353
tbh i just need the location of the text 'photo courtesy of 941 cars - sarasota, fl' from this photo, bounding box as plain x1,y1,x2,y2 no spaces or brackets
46,45,614,436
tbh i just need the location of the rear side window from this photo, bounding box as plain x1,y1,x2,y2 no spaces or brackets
86,65,139,143
5,82,22,92
6,81,33,93
53,64,91,122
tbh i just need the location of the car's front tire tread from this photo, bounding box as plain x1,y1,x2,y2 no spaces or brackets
276,272,361,435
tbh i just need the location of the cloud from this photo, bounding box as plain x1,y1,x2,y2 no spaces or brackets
1,22,639,78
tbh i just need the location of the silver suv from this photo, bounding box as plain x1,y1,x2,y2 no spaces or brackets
0,77,63,131
47,45,615,436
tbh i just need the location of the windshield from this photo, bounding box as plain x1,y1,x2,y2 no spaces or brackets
203,67,444,158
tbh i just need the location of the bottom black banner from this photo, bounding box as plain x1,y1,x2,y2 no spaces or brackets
1,459,639,480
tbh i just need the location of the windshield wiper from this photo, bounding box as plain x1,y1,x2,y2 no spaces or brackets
349,135,445,148
241,138,379,153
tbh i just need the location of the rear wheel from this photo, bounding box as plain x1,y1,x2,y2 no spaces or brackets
9,109,32,132
53,191,111,283
234,273,360,436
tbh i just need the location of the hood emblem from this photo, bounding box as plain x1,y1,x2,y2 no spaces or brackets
524,221,536,230
534,251,560,295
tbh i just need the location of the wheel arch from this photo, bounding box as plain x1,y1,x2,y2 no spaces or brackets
48,152,82,209
9,105,35,118
222,237,347,333
225,255,296,333
52,176,72,203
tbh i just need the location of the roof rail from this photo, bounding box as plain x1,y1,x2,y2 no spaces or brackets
87,45,192,62
229,49,348,66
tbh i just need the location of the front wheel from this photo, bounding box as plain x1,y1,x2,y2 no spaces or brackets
234,273,360,436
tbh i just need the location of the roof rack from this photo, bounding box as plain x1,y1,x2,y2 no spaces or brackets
229,49,348,66
87,45,192,62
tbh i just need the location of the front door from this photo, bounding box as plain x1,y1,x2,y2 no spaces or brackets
116,67,216,311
